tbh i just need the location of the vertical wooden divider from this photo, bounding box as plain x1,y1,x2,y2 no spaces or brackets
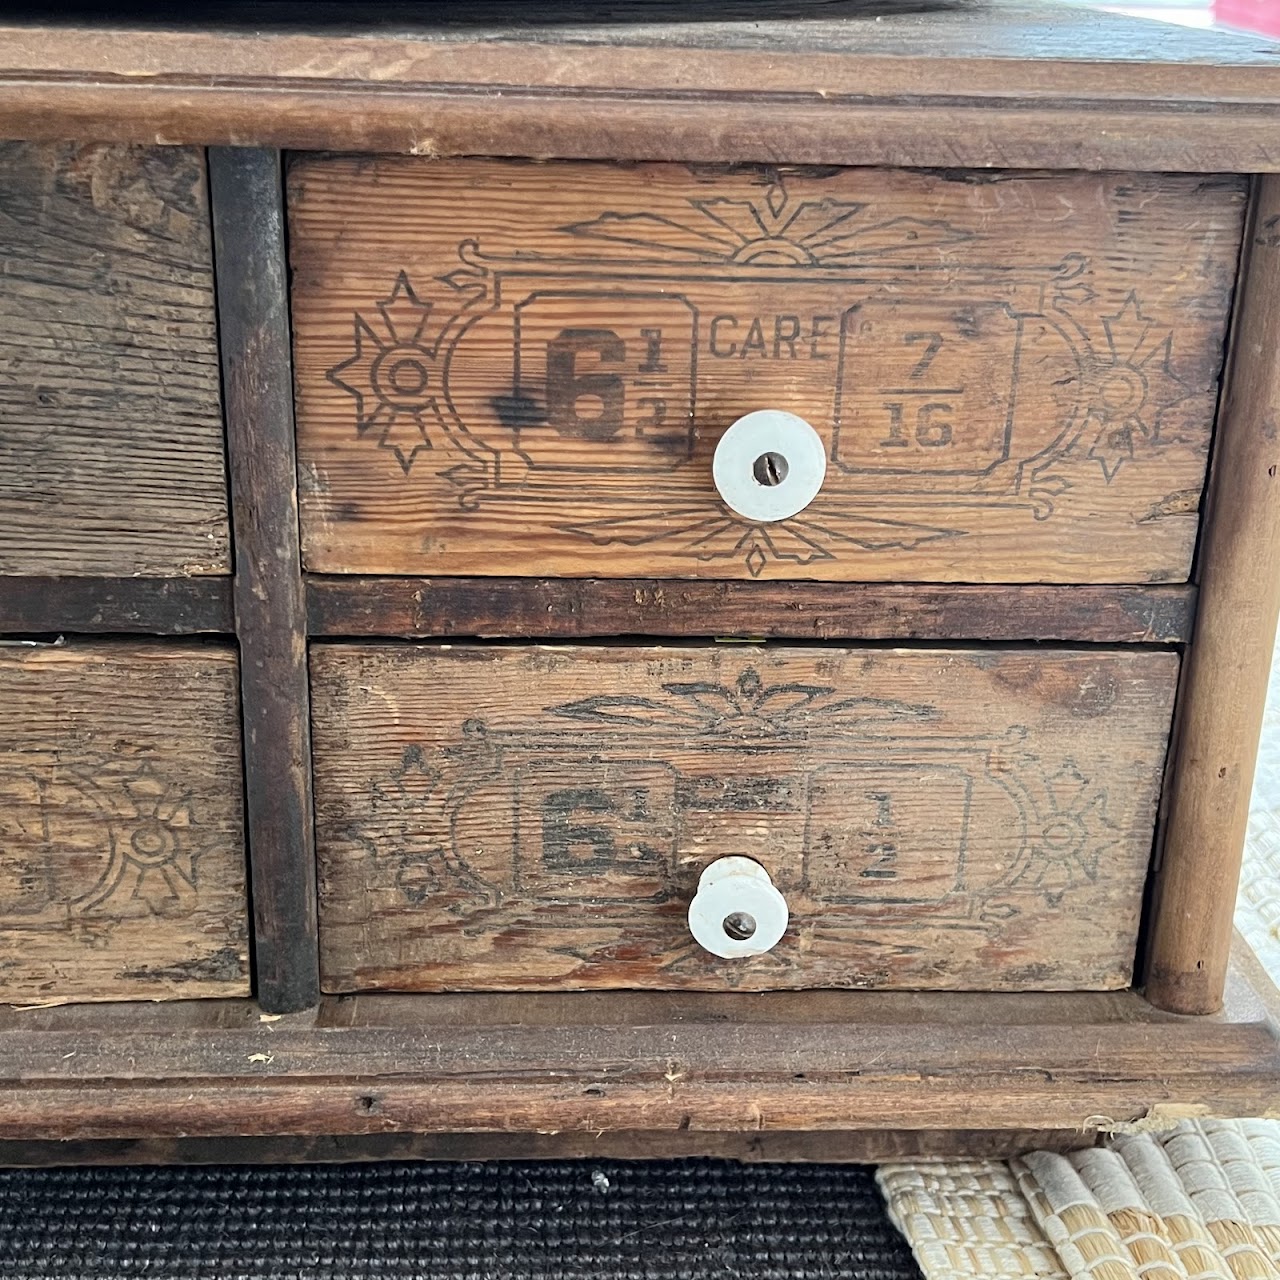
1146,175,1280,1015
209,148,320,1013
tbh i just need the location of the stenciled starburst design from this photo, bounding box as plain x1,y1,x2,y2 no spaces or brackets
1078,293,1189,481
562,174,976,267
326,272,459,474
551,668,936,739
356,738,499,909
560,503,961,576
362,744,449,905
1004,761,1122,906
73,760,203,917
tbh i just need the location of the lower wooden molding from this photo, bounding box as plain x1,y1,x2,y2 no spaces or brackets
0,937,1275,1150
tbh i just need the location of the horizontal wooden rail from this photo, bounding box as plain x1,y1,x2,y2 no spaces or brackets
0,577,234,634
0,944,1276,1139
306,577,1196,644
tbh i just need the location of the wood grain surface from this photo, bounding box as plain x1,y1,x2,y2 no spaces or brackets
8,2,1279,70
5,6,1280,171
0,643,249,1004
0,143,229,577
291,159,1244,582
312,643,1179,993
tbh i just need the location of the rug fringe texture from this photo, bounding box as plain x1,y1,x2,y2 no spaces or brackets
879,1120,1280,1280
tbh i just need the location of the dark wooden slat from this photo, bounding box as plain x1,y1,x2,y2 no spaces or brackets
210,148,319,1014
0,577,233,634
306,578,1196,644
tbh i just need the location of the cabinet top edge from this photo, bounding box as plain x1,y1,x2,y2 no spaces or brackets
3,2,1280,92
2,2,1278,71
3,5,1280,169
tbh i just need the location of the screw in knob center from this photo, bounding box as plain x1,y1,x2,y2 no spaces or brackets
722,911,758,941
752,451,789,487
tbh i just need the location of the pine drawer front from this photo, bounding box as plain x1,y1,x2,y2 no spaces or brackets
0,143,230,577
0,644,250,1002
289,158,1245,583
312,644,1179,993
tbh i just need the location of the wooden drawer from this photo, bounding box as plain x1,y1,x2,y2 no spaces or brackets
0,143,229,577
313,643,1178,993
0,643,250,1002
290,158,1245,583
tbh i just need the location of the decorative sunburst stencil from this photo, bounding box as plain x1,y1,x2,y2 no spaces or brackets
326,271,460,474
1078,293,1190,481
562,175,977,267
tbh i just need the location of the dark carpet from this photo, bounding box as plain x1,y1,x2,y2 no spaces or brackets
0,1160,922,1279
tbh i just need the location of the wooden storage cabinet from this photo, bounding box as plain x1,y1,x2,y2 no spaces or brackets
294,156,1206,1003
313,643,1178,994
3,2,1280,1159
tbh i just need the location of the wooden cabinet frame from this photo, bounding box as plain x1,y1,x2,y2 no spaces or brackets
2,2,1280,1157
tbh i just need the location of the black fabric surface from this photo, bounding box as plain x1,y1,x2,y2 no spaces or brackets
0,1159,923,1279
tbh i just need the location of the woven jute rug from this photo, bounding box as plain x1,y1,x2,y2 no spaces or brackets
0,1159,924,1280
880,1121,1280,1280
880,635,1280,1280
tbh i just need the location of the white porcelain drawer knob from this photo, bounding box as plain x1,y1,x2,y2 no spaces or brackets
712,410,827,523
687,855,789,959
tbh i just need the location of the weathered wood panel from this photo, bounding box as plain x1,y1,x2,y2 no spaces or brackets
312,644,1178,993
0,143,229,576
291,160,1243,582
0,643,250,1003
